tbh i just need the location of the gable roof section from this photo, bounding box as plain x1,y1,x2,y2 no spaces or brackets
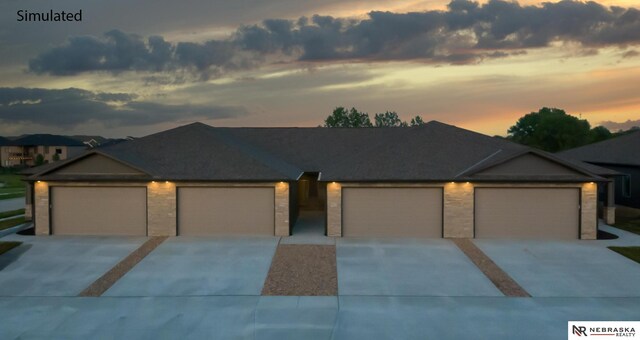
28,150,152,181
559,131,640,167
463,151,602,182
28,121,603,182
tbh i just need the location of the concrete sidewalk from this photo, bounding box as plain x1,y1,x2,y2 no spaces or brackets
0,197,24,214
0,296,637,339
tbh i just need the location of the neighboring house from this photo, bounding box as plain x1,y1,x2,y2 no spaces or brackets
1,134,86,167
0,136,10,165
24,121,605,239
559,131,640,214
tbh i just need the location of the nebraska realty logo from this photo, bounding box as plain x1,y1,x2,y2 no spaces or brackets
569,322,639,338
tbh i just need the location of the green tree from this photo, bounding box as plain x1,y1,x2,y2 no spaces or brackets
507,107,591,152
35,154,45,166
374,111,406,127
52,153,60,162
410,115,425,126
324,107,372,127
588,126,612,144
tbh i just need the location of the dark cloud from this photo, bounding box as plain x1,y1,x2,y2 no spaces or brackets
0,87,248,127
28,0,640,77
600,119,640,131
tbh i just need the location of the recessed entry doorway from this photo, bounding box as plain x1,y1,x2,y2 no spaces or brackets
292,172,327,237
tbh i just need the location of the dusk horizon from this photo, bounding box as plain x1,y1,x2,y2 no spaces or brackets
1,0,639,138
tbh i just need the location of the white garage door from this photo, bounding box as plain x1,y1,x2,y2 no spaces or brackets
475,188,580,239
342,187,443,237
177,187,275,236
51,186,147,235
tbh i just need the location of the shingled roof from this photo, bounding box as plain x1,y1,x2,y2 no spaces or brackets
559,130,640,167
30,121,604,182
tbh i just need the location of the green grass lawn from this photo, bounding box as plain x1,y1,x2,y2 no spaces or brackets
0,241,21,256
0,209,25,219
609,247,640,264
0,216,26,231
612,215,640,235
0,173,26,200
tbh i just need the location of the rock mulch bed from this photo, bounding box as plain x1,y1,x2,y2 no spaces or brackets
262,244,337,296
453,239,530,297
79,236,168,297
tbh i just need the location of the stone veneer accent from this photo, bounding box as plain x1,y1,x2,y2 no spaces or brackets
35,181,289,236
603,206,616,225
147,181,176,236
34,181,49,235
581,182,598,240
326,182,342,237
443,182,474,238
275,182,290,237
24,204,33,221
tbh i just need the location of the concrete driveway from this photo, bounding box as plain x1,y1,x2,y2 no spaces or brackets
474,234,640,297
337,238,502,296
0,235,147,296
1,227,639,338
104,237,279,296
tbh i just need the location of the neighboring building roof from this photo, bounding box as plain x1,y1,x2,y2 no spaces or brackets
558,131,640,167
11,134,85,147
30,121,604,182
0,136,10,146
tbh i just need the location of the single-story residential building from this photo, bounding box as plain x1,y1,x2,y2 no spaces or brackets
1,134,86,167
559,131,640,218
24,121,607,239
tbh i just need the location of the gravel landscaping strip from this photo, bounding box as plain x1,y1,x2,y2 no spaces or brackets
262,244,337,296
453,239,530,297
79,236,168,297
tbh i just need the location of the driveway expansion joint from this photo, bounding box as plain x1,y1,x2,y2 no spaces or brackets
79,236,168,297
453,239,531,297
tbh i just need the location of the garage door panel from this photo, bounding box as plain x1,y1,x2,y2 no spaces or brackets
52,187,147,235
342,187,442,238
178,187,274,236
475,188,579,239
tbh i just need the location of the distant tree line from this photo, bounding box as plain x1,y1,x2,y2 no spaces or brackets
322,106,638,153
506,107,639,152
323,107,425,128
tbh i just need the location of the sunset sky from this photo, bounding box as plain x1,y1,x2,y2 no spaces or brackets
0,0,639,137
